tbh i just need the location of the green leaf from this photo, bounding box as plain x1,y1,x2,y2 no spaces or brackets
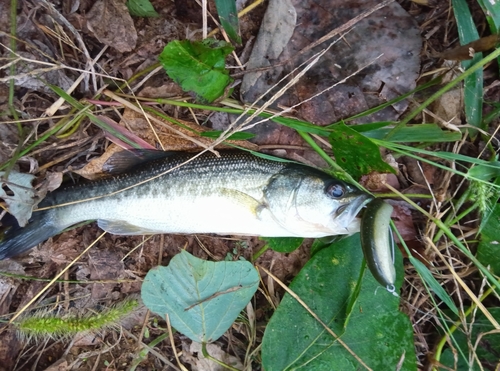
468,161,500,181
329,123,395,179
452,0,483,135
47,84,145,149
432,151,497,166
478,176,500,232
477,203,500,275
310,237,343,256
409,256,459,316
260,237,304,253
440,308,500,370
152,98,461,142
261,235,416,371
200,130,255,140
215,0,241,44
275,119,460,142
245,150,296,163
476,0,500,34
360,123,462,143
141,250,259,343
126,0,159,17
159,39,234,103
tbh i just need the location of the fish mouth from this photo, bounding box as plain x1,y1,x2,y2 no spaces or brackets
335,193,374,228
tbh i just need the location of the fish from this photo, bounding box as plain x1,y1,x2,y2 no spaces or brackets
0,150,373,260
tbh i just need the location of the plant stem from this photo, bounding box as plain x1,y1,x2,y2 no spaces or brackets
252,244,269,261
201,343,240,371
388,185,500,320
432,188,475,243
432,283,498,368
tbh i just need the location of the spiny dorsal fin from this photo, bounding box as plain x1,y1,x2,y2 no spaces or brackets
102,149,177,174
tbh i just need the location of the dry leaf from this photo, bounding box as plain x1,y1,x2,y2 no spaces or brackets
87,0,137,53
188,342,244,371
0,171,38,227
73,144,124,180
242,0,422,125
120,107,259,151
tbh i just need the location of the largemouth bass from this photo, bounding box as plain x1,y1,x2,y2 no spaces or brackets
0,151,372,260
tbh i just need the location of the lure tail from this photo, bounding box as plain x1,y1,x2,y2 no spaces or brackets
0,210,60,260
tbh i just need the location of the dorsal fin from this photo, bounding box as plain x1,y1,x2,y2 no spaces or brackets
102,149,177,174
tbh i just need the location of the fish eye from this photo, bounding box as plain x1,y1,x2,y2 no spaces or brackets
326,183,345,198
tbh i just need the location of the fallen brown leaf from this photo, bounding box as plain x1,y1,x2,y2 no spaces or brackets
86,0,138,53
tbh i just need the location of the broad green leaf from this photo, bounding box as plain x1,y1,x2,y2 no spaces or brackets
141,250,259,343
440,308,500,370
261,235,415,371
310,236,344,256
200,130,255,140
261,237,304,253
159,39,234,103
343,259,366,330
477,203,500,275
452,0,483,135
215,0,241,44
126,0,159,17
329,123,395,179
410,256,459,316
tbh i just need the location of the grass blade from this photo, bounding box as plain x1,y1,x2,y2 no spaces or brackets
384,46,500,139
452,0,484,136
215,0,241,44
476,0,500,33
410,257,459,316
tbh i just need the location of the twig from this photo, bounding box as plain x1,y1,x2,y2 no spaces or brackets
38,0,95,91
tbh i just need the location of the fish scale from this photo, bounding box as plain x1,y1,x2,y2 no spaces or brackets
41,152,281,206
0,151,372,259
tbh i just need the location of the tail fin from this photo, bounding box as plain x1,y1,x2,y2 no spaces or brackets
0,210,60,260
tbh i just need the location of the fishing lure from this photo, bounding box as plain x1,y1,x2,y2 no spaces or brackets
360,198,397,294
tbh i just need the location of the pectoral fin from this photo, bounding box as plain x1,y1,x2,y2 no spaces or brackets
219,188,265,217
97,220,161,235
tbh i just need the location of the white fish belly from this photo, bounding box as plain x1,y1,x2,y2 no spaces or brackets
58,194,297,237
